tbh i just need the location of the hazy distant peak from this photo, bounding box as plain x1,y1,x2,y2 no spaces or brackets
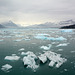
59,19,75,25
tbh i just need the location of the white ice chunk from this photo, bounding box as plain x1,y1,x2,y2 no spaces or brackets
1,64,12,72
44,51,67,68
18,48,25,51
4,54,20,61
40,44,52,50
38,54,47,63
57,49,63,51
23,55,39,72
56,43,68,47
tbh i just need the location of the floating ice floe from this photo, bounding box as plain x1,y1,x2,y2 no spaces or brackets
70,51,75,53
40,44,52,50
4,54,20,61
1,64,12,72
44,51,67,68
56,43,68,47
61,29,73,33
57,49,63,51
38,51,67,68
14,39,22,42
34,34,67,41
18,48,25,51
22,51,39,72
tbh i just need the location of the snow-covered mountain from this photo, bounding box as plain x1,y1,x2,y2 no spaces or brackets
0,24,5,28
25,22,59,28
59,20,75,26
1,20,18,28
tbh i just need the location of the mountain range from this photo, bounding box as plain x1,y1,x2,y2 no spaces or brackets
0,20,75,29
0,21,18,28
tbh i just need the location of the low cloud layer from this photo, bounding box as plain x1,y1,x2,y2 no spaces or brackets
0,0,75,26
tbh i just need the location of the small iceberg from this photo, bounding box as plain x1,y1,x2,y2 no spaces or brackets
4,54,20,61
56,43,68,47
22,51,39,72
18,48,25,51
40,44,52,50
1,64,12,72
61,29,73,32
44,51,67,68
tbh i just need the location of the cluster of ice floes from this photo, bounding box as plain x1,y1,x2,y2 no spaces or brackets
61,29,73,33
40,44,52,50
21,51,67,72
34,34,66,41
2,51,67,72
1,64,12,73
4,54,20,61
38,51,67,68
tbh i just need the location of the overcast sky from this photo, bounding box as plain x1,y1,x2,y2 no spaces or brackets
0,0,75,26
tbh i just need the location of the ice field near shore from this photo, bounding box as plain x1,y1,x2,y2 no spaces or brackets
0,29,75,75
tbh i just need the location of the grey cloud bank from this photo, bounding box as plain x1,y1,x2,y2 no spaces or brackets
0,0,75,26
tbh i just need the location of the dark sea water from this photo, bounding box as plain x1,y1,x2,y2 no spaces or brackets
0,28,75,75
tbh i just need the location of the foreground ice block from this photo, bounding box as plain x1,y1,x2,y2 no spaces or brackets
4,54,20,61
44,51,67,68
1,64,12,72
23,52,39,72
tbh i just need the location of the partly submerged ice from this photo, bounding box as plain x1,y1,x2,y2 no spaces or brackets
44,51,67,68
18,48,25,51
56,43,68,47
4,54,20,61
38,51,67,68
1,64,12,72
34,34,67,41
22,51,39,72
22,51,67,71
40,44,52,50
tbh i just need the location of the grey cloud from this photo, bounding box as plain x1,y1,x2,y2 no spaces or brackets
0,0,75,25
